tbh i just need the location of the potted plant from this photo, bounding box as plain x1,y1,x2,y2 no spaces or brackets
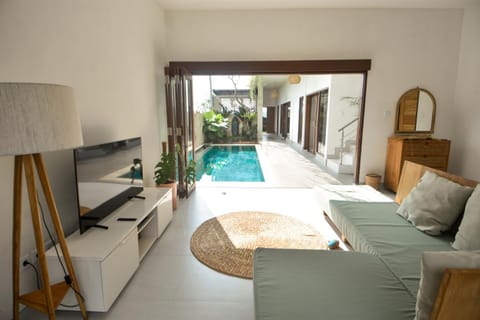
184,159,197,196
154,142,177,209
175,143,197,197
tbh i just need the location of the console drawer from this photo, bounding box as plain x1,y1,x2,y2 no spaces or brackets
48,228,139,312
101,228,139,310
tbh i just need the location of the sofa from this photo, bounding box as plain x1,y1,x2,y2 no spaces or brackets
253,161,480,320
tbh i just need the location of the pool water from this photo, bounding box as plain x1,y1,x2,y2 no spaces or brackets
196,145,265,182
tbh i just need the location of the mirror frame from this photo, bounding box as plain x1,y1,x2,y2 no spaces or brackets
394,87,436,134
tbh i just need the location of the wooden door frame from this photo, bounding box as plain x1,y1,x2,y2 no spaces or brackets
266,106,276,134
275,105,279,135
317,89,329,148
165,66,195,197
169,60,370,75
280,101,290,139
305,92,319,154
167,59,371,184
298,96,304,144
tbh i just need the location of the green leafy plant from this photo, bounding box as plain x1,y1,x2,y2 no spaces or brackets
234,106,257,140
340,96,361,107
154,151,175,185
219,104,233,118
203,110,229,143
175,144,197,196
184,159,197,186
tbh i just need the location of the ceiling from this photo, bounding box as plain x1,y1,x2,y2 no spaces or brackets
260,75,289,89
156,0,470,10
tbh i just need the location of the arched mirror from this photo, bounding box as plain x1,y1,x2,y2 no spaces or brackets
394,87,436,134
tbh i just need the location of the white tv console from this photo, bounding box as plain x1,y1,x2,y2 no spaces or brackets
46,187,173,312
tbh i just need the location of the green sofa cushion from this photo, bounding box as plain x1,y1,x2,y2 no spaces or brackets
254,248,416,320
329,200,454,296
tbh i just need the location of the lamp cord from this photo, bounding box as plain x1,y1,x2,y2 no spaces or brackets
37,194,86,308
23,261,40,289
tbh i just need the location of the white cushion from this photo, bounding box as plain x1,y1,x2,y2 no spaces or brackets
452,184,480,250
397,171,473,235
415,250,480,320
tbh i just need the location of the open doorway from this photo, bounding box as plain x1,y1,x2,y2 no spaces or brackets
265,106,276,134
304,90,328,155
280,101,290,139
166,60,371,184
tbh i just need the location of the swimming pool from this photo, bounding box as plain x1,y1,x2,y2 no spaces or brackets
196,145,265,182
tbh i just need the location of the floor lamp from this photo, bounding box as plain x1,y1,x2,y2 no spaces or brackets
0,83,88,319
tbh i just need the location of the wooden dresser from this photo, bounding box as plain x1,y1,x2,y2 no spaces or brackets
384,136,450,192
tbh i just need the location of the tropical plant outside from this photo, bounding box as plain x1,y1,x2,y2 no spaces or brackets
199,75,259,143
203,110,229,143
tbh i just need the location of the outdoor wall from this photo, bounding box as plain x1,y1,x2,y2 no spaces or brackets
451,2,480,181
277,75,331,144
0,0,166,317
257,82,264,140
263,88,278,107
194,112,205,149
326,74,364,156
165,8,464,180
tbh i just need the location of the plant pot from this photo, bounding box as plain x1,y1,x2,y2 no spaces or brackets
365,174,381,190
157,180,177,210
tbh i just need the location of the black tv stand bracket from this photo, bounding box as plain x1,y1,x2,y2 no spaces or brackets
90,224,109,230
128,195,146,200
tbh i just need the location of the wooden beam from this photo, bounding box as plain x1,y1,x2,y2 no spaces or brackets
169,59,372,75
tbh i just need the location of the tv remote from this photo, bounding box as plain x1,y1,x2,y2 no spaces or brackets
117,218,137,221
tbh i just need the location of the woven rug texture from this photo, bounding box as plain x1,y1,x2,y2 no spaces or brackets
190,211,326,279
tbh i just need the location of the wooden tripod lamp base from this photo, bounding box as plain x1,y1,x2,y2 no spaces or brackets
13,154,88,320
0,82,86,319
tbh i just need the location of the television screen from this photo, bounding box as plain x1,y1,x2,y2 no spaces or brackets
74,137,143,233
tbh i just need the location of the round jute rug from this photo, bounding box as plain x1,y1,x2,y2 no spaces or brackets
190,211,326,279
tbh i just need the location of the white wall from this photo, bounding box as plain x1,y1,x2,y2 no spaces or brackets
166,8,464,181
327,74,364,156
263,88,278,107
194,112,205,149
277,75,331,144
0,0,167,317
451,2,480,180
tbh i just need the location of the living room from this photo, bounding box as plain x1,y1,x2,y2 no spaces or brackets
0,0,479,319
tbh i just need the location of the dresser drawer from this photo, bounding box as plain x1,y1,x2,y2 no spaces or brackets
402,139,450,156
403,156,448,171
385,137,451,192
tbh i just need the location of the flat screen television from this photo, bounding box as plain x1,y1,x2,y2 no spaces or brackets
74,137,144,234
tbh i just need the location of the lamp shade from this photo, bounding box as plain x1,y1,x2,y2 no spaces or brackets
0,83,83,155
288,74,301,84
